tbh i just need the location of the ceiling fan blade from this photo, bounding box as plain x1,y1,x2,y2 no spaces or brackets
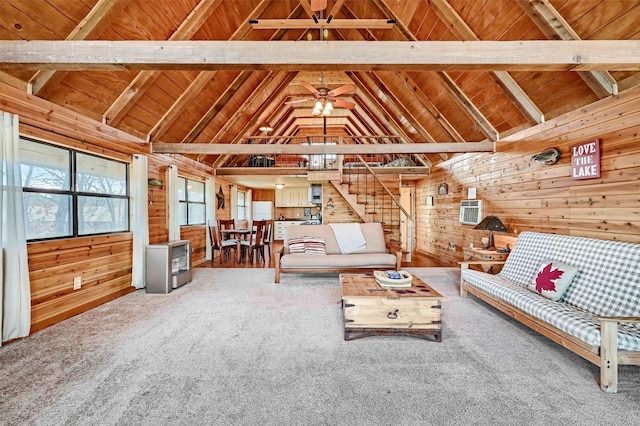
327,84,354,97
301,81,320,95
285,98,312,105
333,99,356,109
310,0,327,12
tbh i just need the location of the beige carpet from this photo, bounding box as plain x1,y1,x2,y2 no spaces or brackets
0,267,638,425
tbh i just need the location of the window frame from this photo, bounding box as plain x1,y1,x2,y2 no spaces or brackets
178,176,206,226
237,190,247,221
20,136,130,242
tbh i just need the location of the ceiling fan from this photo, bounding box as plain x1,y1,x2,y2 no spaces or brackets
286,73,356,115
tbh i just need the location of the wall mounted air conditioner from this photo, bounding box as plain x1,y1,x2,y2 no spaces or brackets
459,200,482,225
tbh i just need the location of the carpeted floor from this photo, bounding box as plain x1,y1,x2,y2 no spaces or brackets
1,268,638,425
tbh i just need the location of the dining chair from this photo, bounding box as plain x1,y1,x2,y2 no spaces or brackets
263,220,274,259
240,220,266,263
218,219,236,241
234,219,249,230
209,221,237,264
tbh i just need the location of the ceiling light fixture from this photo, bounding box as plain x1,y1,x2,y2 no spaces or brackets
259,123,273,132
275,183,285,189
312,100,334,116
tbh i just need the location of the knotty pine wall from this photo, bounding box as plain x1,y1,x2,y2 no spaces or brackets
416,85,640,266
1,82,221,332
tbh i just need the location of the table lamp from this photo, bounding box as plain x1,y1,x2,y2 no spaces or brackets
474,216,508,250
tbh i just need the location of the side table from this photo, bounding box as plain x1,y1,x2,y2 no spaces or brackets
462,247,509,273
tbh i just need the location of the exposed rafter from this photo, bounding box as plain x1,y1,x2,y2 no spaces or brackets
428,0,544,124
2,40,639,72
102,0,224,125
515,0,618,98
28,0,128,96
248,19,395,29
371,1,497,142
153,141,494,155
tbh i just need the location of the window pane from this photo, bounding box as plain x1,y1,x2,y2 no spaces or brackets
179,202,187,226
20,139,70,190
23,193,72,239
188,203,205,225
76,153,127,195
78,196,128,235
238,191,245,206
178,177,187,201
238,206,246,221
189,180,205,202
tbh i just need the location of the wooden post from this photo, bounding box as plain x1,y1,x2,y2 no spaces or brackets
599,319,618,393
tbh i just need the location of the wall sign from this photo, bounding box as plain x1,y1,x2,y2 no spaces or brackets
571,139,601,180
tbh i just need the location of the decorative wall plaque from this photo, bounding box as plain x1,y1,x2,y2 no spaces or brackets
571,139,601,180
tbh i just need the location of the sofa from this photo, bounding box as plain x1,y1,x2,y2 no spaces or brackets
460,231,640,393
275,223,401,283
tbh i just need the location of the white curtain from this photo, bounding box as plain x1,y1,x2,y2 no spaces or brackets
246,189,253,221
230,184,238,219
167,165,180,241
1,111,31,344
205,176,215,260
131,155,149,289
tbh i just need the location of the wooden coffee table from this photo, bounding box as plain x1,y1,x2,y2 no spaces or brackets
340,273,443,341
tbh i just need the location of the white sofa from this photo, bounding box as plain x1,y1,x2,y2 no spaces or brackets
275,223,401,283
460,231,640,392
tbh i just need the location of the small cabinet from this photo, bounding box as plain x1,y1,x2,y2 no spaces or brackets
146,240,192,293
274,221,300,240
276,187,313,207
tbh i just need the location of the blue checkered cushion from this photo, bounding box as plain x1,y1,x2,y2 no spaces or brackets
461,269,640,351
498,232,640,320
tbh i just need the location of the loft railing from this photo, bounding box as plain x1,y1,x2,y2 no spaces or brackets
220,135,424,169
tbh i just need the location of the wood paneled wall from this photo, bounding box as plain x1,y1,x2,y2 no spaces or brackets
0,82,218,333
416,85,640,266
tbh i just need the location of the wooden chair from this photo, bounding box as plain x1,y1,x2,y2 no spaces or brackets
263,219,274,259
209,221,237,264
218,219,236,241
234,219,249,230
240,220,266,263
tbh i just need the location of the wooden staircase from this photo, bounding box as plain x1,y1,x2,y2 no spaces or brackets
330,156,412,254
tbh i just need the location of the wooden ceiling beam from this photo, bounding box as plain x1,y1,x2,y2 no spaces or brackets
29,0,130,96
396,72,465,142
346,71,431,167
428,0,544,124
212,71,298,168
371,0,495,143
102,0,224,126
248,19,394,29
2,40,639,72
153,141,494,155
335,6,439,165
515,0,618,98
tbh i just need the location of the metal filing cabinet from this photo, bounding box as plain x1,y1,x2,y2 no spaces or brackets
146,240,192,293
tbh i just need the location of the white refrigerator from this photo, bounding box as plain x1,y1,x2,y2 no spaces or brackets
252,201,274,220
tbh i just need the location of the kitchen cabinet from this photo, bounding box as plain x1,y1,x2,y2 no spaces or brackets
274,221,300,240
275,187,314,207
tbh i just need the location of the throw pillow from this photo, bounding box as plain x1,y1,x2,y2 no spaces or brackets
304,236,327,255
527,260,579,301
288,237,306,255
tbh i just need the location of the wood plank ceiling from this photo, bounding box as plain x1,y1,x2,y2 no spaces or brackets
1,0,640,171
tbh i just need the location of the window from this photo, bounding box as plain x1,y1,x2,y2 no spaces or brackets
20,137,129,241
237,191,246,220
178,177,205,225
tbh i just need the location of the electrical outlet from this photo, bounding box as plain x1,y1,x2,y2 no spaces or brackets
73,276,82,290
449,242,456,251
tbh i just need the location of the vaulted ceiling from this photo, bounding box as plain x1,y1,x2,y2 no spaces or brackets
1,0,640,172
